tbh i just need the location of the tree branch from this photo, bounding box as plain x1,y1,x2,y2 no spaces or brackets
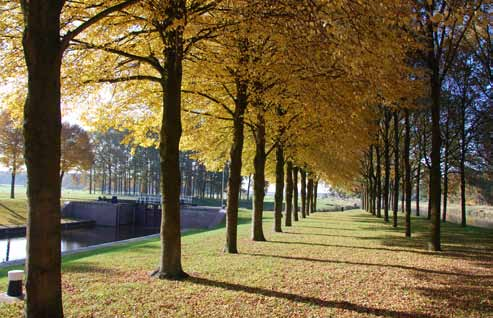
85,75,162,84
182,89,234,116
61,0,140,50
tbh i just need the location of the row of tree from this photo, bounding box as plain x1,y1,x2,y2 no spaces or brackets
361,1,492,243
0,1,491,317
90,130,229,199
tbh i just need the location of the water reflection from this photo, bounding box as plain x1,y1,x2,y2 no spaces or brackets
1,225,159,263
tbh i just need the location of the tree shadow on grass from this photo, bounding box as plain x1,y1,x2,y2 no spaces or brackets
412,270,493,315
187,276,435,318
346,211,493,262
293,212,493,266
269,240,439,256
271,235,493,264
244,252,493,279
282,231,359,238
282,231,387,240
266,240,382,249
0,202,26,226
346,232,493,264
62,262,124,275
294,225,359,231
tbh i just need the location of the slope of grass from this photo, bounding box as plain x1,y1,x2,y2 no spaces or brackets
0,200,28,227
0,186,128,227
1,209,492,317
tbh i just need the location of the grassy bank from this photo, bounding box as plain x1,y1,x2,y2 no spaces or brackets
0,185,126,227
1,209,492,317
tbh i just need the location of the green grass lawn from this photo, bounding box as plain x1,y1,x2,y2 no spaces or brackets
1,209,492,317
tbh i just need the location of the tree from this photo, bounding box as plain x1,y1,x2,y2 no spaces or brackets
383,109,391,222
404,109,412,237
375,130,382,218
412,0,485,251
252,107,268,240
393,111,400,227
16,1,139,316
154,0,188,279
300,169,307,218
0,110,23,199
369,146,376,215
60,123,93,181
223,35,249,252
285,161,293,226
292,166,299,221
307,177,313,215
273,143,284,232
70,0,222,278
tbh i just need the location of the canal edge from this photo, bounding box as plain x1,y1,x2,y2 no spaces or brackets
0,230,192,269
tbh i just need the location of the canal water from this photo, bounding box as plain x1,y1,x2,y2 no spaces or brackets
0,225,159,263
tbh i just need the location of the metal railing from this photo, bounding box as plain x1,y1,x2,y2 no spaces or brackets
136,195,193,205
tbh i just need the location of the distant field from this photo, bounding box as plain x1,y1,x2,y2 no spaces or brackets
0,184,103,201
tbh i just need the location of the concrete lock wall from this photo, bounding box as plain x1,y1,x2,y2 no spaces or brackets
181,207,225,229
134,205,161,227
62,201,225,230
62,202,135,227
134,205,225,229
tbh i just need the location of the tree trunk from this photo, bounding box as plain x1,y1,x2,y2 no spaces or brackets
252,112,266,241
313,180,318,212
416,158,421,217
154,6,188,279
376,141,382,218
383,109,391,222
362,183,366,211
10,170,16,199
393,111,399,227
361,186,365,211
369,146,375,215
224,81,247,253
307,178,313,216
404,109,411,237
429,61,442,251
246,174,251,201
390,182,394,210
22,1,64,316
108,162,112,194
427,174,432,220
442,107,451,223
300,169,307,218
101,170,106,194
274,144,284,232
460,101,467,227
293,167,299,221
89,166,93,194
442,163,448,223
401,179,405,214
285,161,293,227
